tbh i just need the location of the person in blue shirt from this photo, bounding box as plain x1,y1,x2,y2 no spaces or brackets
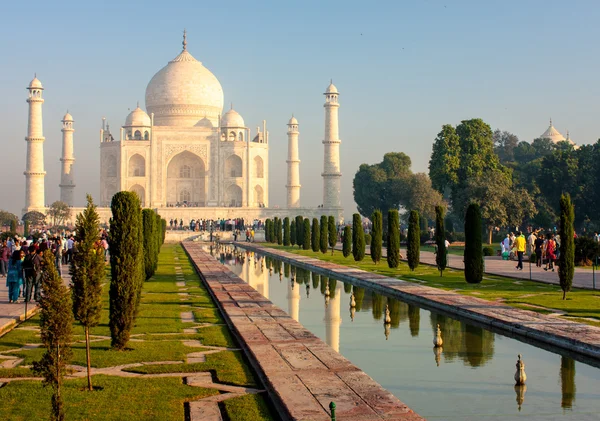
6,249,25,303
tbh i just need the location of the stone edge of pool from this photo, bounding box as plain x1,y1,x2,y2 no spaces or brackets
237,242,600,362
182,242,425,421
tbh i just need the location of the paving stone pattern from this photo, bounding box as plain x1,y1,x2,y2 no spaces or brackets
182,242,424,421
242,243,600,362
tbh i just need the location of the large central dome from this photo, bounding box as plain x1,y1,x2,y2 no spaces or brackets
145,47,224,127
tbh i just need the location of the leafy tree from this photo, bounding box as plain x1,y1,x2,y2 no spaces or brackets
303,219,311,251
276,217,283,245
559,194,575,300
319,215,328,253
10,219,17,233
352,213,365,261
387,210,400,268
404,173,444,221
0,210,17,227
435,205,447,276
290,220,296,246
342,226,351,258
109,191,144,350
283,217,290,246
33,250,73,421
311,218,320,252
142,209,157,280
23,210,46,226
47,201,71,227
371,210,382,264
328,216,337,255
464,203,483,284
493,129,520,163
407,210,420,270
70,194,104,391
295,216,304,248
429,124,460,195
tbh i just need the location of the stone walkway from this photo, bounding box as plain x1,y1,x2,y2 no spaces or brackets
183,242,424,421
241,243,600,362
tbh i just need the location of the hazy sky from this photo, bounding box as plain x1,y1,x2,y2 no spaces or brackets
1,0,599,218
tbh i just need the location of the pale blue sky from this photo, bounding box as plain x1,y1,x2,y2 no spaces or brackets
1,0,598,216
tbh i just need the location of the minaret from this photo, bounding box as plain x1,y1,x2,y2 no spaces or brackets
322,81,342,208
287,279,301,323
286,115,301,208
60,112,75,206
324,282,342,352
24,76,46,214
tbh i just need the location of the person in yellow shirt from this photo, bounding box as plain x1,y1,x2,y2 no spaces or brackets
512,231,526,270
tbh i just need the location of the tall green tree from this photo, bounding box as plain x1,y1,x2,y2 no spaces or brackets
429,124,460,195
47,201,72,227
435,205,447,277
464,203,483,284
290,220,296,246
407,210,420,270
142,209,157,280
559,193,575,300
33,250,73,421
319,215,328,254
371,210,382,264
303,218,311,250
276,217,283,245
109,191,144,350
283,217,290,246
311,218,320,252
352,213,365,261
295,216,304,248
70,195,105,391
328,216,337,255
264,219,270,242
387,209,400,268
342,226,351,258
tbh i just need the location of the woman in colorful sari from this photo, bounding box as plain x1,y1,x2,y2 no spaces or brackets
6,249,25,303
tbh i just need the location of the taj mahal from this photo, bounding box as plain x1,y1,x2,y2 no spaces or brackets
22,32,344,224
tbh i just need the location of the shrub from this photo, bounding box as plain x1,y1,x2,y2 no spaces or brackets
311,218,320,252
387,210,400,268
364,233,372,245
283,217,290,246
342,226,351,258
290,220,296,246
264,219,271,242
303,218,311,250
435,205,447,276
276,218,283,245
142,209,157,280
371,210,383,264
482,246,494,256
352,213,365,261
407,210,420,271
320,215,328,254
559,194,575,300
295,216,304,248
464,203,483,284
574,236,599,266
328,216,337,255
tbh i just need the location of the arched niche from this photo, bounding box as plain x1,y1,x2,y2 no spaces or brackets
225,154,243,178
166,151,206,207
128,154,145,177
130,184,145,207
254,156,264,178
254,185,264,206
225,184,242,207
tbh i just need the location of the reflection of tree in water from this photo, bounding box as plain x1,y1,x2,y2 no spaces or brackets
353,286,365,311
284,263,290,278
398,301,409,325
320,276,328,295
408,305,420,337
328,279,338,298
463,324,494,367
303,268,310,285
372,293,384,321
265,256,272,269
387,298,401,328
560,356,576,409
312,272,320,289
344,282,352,294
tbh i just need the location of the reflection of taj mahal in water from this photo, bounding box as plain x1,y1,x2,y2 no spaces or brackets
22,31,344,222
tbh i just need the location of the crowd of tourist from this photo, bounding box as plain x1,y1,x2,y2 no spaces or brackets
168,218,264,232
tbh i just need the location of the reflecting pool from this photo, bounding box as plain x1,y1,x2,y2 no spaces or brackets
211,245,600,420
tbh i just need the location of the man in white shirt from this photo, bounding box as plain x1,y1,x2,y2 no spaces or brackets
527,232,537,255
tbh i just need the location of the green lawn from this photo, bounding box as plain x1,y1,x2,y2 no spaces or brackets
0,244,275,421
262,243,600,325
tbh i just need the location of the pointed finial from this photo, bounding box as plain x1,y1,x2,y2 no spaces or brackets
136,100,140,108
182,29,187,51
230,102,233,110
550,117,553,126
34,72,37,78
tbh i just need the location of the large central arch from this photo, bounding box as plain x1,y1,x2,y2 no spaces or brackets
166,151,206,206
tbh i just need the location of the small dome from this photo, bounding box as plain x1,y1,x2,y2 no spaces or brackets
28,76,43,89
125,105,151,127
325,81,338,94
540,119,565,143
195,116,213,128
288,115,298,125
62,112,73,121
565,131,576,146
221,108,245,128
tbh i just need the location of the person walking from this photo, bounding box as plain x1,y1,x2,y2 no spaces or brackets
22,247,37,302
0,240,10,278
534,234,544,268
527,231,537,256
544,234,557,272
6,249,25,303
512,231,526,270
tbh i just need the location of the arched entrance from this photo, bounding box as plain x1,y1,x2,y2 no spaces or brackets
225,184,242,207
166,151,206,206
130,184,145,207
254,185,264,206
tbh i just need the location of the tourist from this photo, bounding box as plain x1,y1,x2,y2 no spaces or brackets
6,249,25,304
54,237,63,276
101,236,109,262
169,219,174,230
501,234,510,254
594,232,600,243
544,234,557,272
512,231,526,271
179,219,183,230
527,231,537,256
22,247,37,302
0,240,9,278
534,234,544,268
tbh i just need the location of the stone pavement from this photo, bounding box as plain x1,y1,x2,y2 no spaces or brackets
182,242,424,421
241,243,600,362
0,263,71,336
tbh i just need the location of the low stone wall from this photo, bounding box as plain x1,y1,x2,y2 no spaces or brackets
182,242,423,421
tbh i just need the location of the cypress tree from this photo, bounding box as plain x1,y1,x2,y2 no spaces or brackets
161,218,167,244
290,220,296,246
271,218,277,243
277,217,283,245
342,226,352,257
352,213,365,261
10,218,17,233
435,205,447,277
328,216,337,255
387,209,400,268
303,218,311,250
311,218,320,252
142,209,157,280
464,202,483,284
320,215,328,254
371,210,383,264
70,195,104,391
109,191,144,350
24,220,30,237
265,219,271,242
154,213,162,270
407,210,420,271
33,250,73,421
283,217,291,246
295,215,304,248
559,193,575,300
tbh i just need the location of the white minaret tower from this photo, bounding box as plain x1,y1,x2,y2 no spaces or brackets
60,112,75,206
322,81,342,208
286,115,301,208
24,75,46,214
